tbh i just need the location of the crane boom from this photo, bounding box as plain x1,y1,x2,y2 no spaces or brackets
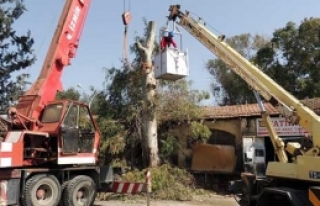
15,0,91,122
167,5,320,190
168,5,320,150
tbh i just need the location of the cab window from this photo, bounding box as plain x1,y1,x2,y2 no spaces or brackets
62,104,79,128
79,106,95,132
41,103,63,123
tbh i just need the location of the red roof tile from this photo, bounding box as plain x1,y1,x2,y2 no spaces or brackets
202,98,320,119
301,98,320,113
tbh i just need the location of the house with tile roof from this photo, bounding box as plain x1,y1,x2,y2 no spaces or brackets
173,98,320,175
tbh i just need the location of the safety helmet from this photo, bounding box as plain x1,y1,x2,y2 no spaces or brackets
168,31,174,37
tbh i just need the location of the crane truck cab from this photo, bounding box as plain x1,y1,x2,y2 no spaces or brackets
154,27,189,81
35,100,98,164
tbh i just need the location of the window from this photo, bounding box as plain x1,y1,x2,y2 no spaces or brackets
255,149,265,157
63,105,79,128
41,103,63,123
79,106,95,132
78,105,95,153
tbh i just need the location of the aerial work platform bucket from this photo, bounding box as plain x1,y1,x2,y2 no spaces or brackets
154,27,189,81
154,48,189,81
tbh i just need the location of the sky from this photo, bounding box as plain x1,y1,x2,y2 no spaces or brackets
12,0,320,106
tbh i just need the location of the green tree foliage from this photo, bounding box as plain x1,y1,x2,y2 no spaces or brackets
7,73,30,104
0,0,35,112
98,118,128,166
156,79,210,122
156,79,210,163
160,133,180,160
206,33,269,105
188,121,211,143
101,66,142,121
97,65,145,167
254,18,320,99
56,87,80,101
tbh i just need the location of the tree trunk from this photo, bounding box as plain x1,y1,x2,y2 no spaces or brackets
135,21,159,168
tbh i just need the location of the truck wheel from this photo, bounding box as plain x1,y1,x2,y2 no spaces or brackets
22,174,61,206
62,175,97,206
58,181,69,206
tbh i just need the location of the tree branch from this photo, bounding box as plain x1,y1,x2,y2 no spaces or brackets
135,41,147,61
135,21,157,64
135,41,145,53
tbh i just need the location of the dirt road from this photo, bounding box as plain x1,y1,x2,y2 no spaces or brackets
94,194,238,206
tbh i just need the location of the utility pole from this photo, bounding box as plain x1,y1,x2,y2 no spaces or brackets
135,21,159,167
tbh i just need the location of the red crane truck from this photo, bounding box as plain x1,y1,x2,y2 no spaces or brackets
0,0,132,205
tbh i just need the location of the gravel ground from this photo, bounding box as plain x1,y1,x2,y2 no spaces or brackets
94,194,239,206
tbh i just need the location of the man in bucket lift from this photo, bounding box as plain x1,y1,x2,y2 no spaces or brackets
160,31,177,50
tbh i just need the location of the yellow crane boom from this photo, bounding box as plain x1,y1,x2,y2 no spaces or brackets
167,4,320,205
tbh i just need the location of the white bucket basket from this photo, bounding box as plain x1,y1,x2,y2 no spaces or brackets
154,47,189,81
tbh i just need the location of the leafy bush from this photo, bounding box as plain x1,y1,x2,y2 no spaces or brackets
189,121,211,143
99,164,210,201
159,134,180,160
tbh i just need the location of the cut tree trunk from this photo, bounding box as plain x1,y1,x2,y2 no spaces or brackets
135,21,159,167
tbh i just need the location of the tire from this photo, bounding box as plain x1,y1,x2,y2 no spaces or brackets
58,181,69,206
62,175,97,206
22,174,61,206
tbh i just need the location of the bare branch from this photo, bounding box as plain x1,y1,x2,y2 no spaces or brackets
135,41,147,60
135,40,145,52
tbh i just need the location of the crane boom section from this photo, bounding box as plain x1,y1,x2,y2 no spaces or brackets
170,7,320,148
16,0,91,121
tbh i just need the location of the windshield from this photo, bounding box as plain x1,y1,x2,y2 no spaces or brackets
41,103,64,123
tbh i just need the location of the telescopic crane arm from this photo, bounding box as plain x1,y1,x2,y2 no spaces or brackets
167,5,320,157
13,0,91,125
